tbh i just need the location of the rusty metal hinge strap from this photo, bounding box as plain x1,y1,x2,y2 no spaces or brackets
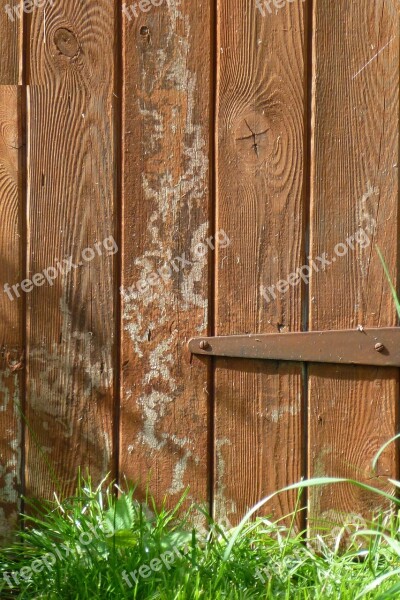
188,327,400,367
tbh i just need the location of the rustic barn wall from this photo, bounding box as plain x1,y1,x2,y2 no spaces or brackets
0,0,399,541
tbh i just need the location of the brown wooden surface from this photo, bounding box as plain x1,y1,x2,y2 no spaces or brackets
0,86,24,541
214,0,307,526
0,0,22,84
119,1,212,511
24,1,117,498
308,0,399,532
0,0,400,540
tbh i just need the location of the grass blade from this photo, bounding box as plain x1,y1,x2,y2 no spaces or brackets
376,246,400,319
372,433,400,472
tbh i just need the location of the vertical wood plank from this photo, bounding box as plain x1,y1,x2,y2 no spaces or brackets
308,0,399,531
214,0,307,525
120,1,211,511
25,2,117,498
0,0,23,84
0,86,24,541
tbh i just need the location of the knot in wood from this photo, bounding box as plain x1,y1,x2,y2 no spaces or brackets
234,115,271,163
54,28,80,58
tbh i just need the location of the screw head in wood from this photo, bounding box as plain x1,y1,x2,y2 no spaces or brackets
199,340,211,351
374,342,385,352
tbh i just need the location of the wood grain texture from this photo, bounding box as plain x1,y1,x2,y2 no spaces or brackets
0,86,24,541
29,1,114,88
214,359,304,526
214,0,307,525
0,0,23,84
120,1,211,513
25,1,117,499
308,0,399,532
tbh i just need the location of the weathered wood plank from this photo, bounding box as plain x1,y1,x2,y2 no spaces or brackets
25,1,117,498
120,1,211,511
0,0,23,84
214,0,307,525
0,86,24,541
215,360,304,527
308,0,399,532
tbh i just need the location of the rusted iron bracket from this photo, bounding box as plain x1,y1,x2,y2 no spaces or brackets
188,327,400,367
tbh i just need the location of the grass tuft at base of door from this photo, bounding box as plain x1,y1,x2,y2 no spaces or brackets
1,472,400,599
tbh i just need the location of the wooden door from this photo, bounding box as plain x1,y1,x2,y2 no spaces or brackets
212,0,400,531
0,0,399,541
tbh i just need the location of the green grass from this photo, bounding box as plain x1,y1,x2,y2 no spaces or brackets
376,247,400,321
1,473,400,599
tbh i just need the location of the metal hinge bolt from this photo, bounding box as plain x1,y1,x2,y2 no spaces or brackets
374,342,385,353
199,340,211,351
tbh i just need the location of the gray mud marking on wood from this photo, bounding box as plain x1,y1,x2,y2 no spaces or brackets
120,1,211,513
